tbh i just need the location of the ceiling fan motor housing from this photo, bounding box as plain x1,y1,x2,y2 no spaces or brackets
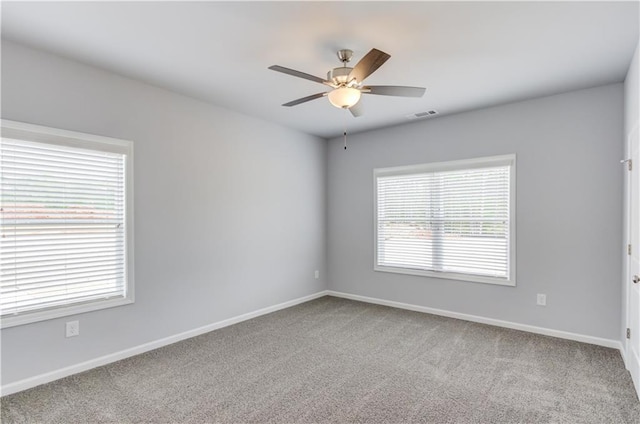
328,67,355,86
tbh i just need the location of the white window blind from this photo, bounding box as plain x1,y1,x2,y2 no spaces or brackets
375,155,515,285
1,123,132,325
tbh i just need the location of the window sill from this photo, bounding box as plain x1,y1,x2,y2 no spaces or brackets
0,297,134,329
374,265,516,287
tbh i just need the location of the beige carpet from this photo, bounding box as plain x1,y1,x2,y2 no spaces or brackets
2,296,639,423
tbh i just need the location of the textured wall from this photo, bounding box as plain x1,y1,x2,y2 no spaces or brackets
328,84,624,340
0,41,327,385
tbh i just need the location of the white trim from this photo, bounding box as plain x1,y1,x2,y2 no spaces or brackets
2,290,626,397
1,119,130,153
327,290,623,351
623,127,632,368
0,290,329,396
629,349,640,399
624,121,640,397
373,266,514,287
373,154,516,176
1,298,134,329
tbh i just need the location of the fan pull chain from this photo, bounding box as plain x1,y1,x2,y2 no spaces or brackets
343,108,348,150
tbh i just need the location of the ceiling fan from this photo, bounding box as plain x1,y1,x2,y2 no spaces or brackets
268,48,426,117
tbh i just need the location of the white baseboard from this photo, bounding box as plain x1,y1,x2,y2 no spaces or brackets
3,290,627,397
327,290,624,352
1,290,329,397
629,348,640,398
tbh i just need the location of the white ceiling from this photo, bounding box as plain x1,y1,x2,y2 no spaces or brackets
2,1,639,139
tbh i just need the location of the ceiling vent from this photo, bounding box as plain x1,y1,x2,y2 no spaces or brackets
407,110,438,120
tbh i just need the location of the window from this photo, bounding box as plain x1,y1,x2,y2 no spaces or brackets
1,120,134,328
374,155,515,286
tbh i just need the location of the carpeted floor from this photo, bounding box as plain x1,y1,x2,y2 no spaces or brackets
2,296,639,423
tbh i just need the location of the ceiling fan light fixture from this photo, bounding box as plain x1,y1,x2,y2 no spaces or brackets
328,87,361,109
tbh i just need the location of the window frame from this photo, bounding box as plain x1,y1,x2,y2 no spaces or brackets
0,120,134,328
373,154,516,286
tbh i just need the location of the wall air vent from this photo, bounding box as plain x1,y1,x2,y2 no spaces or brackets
407,110,438,120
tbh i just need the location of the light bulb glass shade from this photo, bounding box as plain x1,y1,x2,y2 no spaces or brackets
328,87,361,109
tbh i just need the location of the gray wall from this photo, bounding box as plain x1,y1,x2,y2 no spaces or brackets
0,41,327,386
623,43,639,343
0,38,629,387
328,84,624,340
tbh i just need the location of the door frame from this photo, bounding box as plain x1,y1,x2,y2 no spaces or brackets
624,122,639,397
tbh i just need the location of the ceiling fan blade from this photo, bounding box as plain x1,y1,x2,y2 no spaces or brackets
349,101,364,117
269,65,331,85
363,85,426,97
348,48,391,83
282,92,327,107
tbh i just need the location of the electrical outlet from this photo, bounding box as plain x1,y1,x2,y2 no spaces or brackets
536,294,547,306
314,270,319,279
66,320,79,338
